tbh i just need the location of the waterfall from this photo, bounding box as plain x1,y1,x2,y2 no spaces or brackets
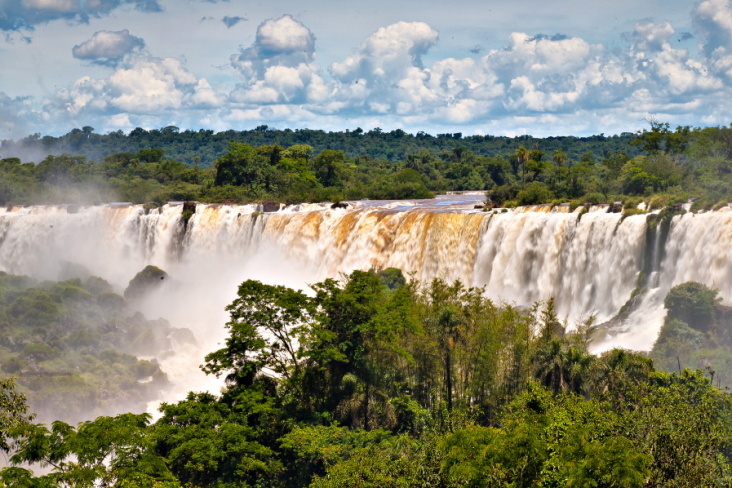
473,206,646,325
604,208,732,351
0,196,728,370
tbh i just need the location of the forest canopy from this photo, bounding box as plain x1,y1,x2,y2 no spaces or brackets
1,123,732,211
0,270,731,487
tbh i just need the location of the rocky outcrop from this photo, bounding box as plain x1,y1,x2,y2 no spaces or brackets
124,265,168,301
261,201,283,212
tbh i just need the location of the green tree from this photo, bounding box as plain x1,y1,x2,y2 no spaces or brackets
312,150,346,188
153,391,282,488
203,280,312,397
516,181,553,205
213,143,275,196
0,378,33,454
664,282,719,333
3,413,179,488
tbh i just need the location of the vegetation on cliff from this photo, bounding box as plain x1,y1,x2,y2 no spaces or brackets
0,270,188,425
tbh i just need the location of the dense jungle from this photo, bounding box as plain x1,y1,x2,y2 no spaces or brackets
0,123,731,486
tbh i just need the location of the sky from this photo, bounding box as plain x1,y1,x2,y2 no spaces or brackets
0,0,730,139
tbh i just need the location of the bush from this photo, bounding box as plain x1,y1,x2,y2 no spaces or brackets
622,208,647,219
582,192,606,205
664,282,719,333
490,184,520,206
517,182,553,206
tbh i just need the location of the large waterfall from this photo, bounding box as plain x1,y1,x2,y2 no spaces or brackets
0,194,729,364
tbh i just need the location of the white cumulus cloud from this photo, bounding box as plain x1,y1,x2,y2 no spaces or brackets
72,30,145,65
326,21,440,116
331,21,438,82
626,20,675,52
694,0,732,56
8,5,732,140
231,15,315,79
42,51,226,133
229,15,327,106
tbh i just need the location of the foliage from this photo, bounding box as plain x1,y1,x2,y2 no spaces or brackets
3,413,181,488
6,122,732,208
652,282,732,391
0,378,33,453
5,272,732,487
663,281,719,333
0,272,177,425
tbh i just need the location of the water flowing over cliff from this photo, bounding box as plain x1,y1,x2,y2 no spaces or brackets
0,195,729,362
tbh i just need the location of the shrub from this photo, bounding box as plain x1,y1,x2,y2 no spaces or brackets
517,182,552,206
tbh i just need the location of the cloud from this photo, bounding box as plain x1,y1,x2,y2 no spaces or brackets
72,30,145,66
229,15,326,105
330,21,438,82
44,51,225,127
693,0,732,56
619,20,723,99
222,16,246,28
678,32,694,42
692,0,732,82
0,93,43,140
325,21,440,115
0,0,161,32
485,32,597,79
625,20,675,51
647,45,722,97
231,14,315,78
7,7,732,140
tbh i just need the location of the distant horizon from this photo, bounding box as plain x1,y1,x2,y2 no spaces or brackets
0,123,656,143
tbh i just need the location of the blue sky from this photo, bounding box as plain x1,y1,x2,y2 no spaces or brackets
0,0,729,139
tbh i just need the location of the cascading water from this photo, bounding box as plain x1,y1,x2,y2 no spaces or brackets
0,194,726,406
473,205,647,324
604,208,732,351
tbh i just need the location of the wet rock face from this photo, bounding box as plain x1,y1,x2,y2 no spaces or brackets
261,201,283,212
181,201,197,226
182,201,196,214
124,265,168,301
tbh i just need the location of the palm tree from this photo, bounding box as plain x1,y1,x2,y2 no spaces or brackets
590,349,653,402
552,149,567,168
533,338,567,393
513,146,530,181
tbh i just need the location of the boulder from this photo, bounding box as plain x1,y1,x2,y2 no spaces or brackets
261,201,282,212
124,265,168,301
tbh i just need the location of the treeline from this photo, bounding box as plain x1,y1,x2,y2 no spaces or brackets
3,123,732,209
487,122,732,212
1,270,731,487
0,125,640,206
0,125,636,168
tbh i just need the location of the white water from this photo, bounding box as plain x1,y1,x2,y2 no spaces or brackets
1,196,730,405
603,207,732,351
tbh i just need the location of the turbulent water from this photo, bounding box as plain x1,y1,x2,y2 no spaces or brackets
1,194,730,399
